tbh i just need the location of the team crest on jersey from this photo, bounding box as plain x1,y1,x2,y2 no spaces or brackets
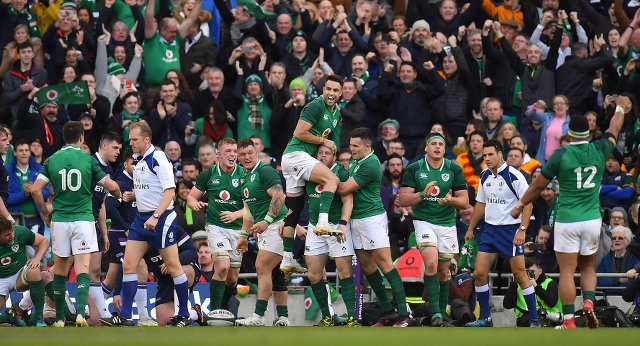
219,190,230,200
441,173,450,182
11,245,19,252
212,178,220,184
232,179,240,187
243,187,249,198
322,128,331,137
323,114,329,120
420,173,428,179
250,174,256,182
1,256,10,266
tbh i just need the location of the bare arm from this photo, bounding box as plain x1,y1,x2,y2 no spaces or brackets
178,0,201,40
30,233,49,264
186,187,207,211
607,95,631,140
466,201,485,233
519,173,550,207
337,177,360,196
266,184,286,218
339,193,353,222
293,119,333,148
398,186,421,207
31,177,49,221
98,199,109,251
447,189,469,209
99,176,122,200
144,0,157,39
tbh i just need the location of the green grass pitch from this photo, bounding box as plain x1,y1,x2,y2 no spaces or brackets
1,327,637,346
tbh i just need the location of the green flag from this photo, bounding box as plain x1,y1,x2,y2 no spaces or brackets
304,286,320,321
236,0,276,20
36,81,90,105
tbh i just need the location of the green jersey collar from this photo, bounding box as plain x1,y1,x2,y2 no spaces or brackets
356,150,375,163
61,144,81,151
249,161,264,174
217,163,238,176
424,157,444,171
321,96,339,115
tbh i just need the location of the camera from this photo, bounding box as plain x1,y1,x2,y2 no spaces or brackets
530,243,545,252
526,269,535,280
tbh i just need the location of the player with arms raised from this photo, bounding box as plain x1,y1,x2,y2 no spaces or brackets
279,75,344,274
31,121,121,327
511,97,629,329
399,133,469,327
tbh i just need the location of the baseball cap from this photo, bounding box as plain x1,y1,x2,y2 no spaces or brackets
191,230,207,240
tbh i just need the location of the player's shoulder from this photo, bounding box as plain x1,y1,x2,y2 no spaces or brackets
506,165,527,182
445,159,463,172
479,167,492,183
13,225,34,242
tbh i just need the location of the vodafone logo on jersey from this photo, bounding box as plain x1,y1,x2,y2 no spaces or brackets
1,256,11,266
430,186,441,196
166,50,173,59
322,128,331,138
315,185,324,193
243,187,249,198
219,190,231,200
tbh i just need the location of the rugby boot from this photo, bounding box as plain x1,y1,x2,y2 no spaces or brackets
431,316,453,327
530,320,542,328
280,254,308,274
273,316,291,326
52,320,66,327
345,317,361,327
7,308,26,327
168,315,192,327
138,317,158,326
465,317,493,327
583,300,599,329
75,314,89,327
235,313,265,326
393,317,410,328
554,318,577,330
99,314,135,327
191,304,207,326
372,311,399,327
316,315,335,327
313,223,344,237
332,314,348,326
35,317,47,327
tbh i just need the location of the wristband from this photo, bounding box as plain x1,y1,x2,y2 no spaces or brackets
615,105,625,114
516,201,525,209
240,230,249,238
418,191,425,199
339,220,348,226
263,213,275,225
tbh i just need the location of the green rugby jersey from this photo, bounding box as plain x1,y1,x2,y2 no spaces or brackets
142,32,181,85
306,163,349,225
402,158,467,227
195,163,244,230
283,96,341,156
349,151,385,219
0,226,35,278
541,138,614,223
241,161,288,222
40,145,106,222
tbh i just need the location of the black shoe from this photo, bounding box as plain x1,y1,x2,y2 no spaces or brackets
431,317,453,327
191,304,206,326
11,303,29,324
167,315,192,327
44,316,57,326
372,311,399,327
100,314,135,326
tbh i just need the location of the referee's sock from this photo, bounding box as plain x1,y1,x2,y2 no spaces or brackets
89,282,112,318
475,284,491,320
135,283,149,320
173,273,190,318
120,273,138,319
522,285,539,321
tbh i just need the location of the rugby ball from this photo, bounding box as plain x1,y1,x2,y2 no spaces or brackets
206,309,235,326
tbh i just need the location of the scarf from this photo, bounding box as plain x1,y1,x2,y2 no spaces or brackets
469,153,484,176
338,98,349,109
247,95,263,130
230,17,256,46
204,118,228,141
122,109,143,124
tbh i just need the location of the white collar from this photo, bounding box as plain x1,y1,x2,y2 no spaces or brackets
94,152,108,166
141,145,155,159
569,140,589,145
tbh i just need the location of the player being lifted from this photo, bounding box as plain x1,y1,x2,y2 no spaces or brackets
235,139,289,326
32,121,121,327
0,219,49,326
511,96,629,329
279,75,344,274
338,128,409,327
305,144,359,327
187,138,245,313
399,133,469,327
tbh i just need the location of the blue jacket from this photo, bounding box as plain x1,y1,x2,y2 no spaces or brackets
6,157,50,214
597,250,640,288
524,109,570,164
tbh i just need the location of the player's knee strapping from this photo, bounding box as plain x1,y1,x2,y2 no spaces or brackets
283,195,305,229
417,242,437,252
272,265,287,292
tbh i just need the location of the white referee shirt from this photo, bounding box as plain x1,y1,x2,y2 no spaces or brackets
476,162,528,226
133,145,176,213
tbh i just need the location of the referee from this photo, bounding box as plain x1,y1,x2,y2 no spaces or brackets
463,140,540,328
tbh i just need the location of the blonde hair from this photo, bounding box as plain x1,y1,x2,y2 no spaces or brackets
497,122,519,147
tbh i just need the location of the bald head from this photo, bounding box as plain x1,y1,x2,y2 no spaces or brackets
165,140,181,161
276,13,292,35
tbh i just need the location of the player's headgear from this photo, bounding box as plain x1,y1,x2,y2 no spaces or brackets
426,132,445,145
568,115,589,139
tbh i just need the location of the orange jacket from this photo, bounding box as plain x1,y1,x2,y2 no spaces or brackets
482,0,525,28
456,152,485,193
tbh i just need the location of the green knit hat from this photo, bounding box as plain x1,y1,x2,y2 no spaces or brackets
107,57,125,76
289,78,306,95
245,74,263,87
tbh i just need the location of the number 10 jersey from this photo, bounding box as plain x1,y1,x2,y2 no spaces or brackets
541,138,614,223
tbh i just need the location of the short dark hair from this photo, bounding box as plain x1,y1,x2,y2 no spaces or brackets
325,74,344,87
510,134,528,146
469,130,487,143
387,153,404,163
483,139,503,154
122,91,140,102
17,41,33,52
161,79,176,88
123,149,134,162
238,138,256,149
13,138,30,149
338,147,351,157
62,121,85,144
508,147,524,157
181,157,199,169
400,61,416,72
468,119,486,134
100,132,123,147
350,127,372,144
389,138,404,147
525,257,540,269
0,218,12,233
